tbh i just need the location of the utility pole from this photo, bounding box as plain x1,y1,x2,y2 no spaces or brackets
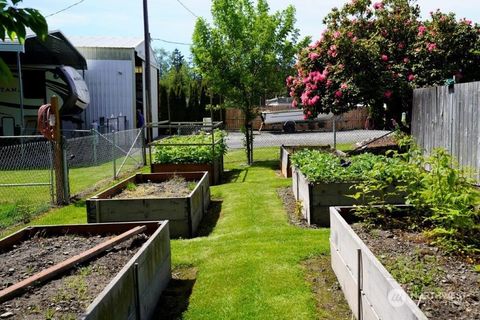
143,0,153,142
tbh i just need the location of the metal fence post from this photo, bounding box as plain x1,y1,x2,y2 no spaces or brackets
112,130,117,180
141,127,147,166
333,117,337,150
92,128,98,165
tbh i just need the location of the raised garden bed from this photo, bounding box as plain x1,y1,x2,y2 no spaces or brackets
279,145,331,178
0,221,171,320
87,172,210,238
291,151,404,226
150,130,227,185
330,206,480,320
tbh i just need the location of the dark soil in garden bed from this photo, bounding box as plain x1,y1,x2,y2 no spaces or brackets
351,224,480,320
0,233,147,319
112,176,196,199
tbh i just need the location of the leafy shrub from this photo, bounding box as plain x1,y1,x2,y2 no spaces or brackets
290,149,392,183
152,130,227,164
353,137,480,253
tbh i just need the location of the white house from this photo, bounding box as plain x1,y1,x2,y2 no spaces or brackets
69,36,159,135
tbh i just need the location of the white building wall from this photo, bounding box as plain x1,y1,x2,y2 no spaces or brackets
82,59,135,130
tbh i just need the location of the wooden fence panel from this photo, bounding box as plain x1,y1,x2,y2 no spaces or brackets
412,82,480,181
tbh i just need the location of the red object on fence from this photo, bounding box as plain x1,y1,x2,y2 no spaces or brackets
37,103,56,141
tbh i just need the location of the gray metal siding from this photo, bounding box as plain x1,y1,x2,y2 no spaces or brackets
76,47,133,60
83,59,135,129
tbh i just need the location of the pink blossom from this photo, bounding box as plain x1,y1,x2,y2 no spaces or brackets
439,15,447,22
418,25,427,36
303,115,308,120
352,36,358,42
289,90,295,97
384,90,393,99
427,42,437,52
403,57,410,64
381,54,389,62
286,76,294,86
310,96,320,106
373,2,384,10
463,19,472,25
398,42,405,49
292,99,298,108
407,74,415,81
301,91,310,105
333,31,341,39
326,79,333,88
335,90,343,99
307,110,312,116
340,83,348,90
308,52,320,61
347,31,354,38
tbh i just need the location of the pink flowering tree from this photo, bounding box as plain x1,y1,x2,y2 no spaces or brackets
288,0,480,128
412,11,480,87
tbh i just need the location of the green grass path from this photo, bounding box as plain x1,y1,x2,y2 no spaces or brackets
173,148,330,319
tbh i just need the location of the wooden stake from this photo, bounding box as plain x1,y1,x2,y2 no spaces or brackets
0,225,147,303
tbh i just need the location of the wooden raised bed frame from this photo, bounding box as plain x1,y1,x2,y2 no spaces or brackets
0,221,171,320
87,172,210,238
292,167,404,226
330,206,427,320
151,156,223,185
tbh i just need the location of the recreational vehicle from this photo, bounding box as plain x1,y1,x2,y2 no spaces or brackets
0,31,90,136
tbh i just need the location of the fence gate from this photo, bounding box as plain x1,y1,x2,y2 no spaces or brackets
0,136,54,225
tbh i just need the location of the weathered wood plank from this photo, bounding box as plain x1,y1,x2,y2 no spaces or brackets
412,82,480,182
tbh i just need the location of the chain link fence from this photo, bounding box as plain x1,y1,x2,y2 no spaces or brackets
225,118,391,152
0,129,145,229
0,136,54,228
66,128,145,197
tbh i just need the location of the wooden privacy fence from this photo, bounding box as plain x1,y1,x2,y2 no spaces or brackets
225,107,368,131
412,82,480,181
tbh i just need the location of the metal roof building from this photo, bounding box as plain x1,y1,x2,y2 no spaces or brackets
70,36,159,135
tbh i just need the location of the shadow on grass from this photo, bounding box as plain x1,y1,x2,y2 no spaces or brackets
153,265,197,319
251,160,278,171
222,169,244,183
196,200,222,237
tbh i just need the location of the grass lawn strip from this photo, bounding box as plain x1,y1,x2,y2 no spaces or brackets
171,148,331,319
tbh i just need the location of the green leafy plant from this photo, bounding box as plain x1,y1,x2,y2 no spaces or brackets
290,149,391,183
152,129,227,164
126,182,137,191
352,137,480,253
383,251,443,300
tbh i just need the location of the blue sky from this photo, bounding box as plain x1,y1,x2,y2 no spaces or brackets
20,0,480,57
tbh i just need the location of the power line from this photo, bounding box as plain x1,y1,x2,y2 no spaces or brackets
151,37,192,46
45,0,86,18
175,0,198,18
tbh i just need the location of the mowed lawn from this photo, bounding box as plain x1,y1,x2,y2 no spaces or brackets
171,148,330,319
0,148,331,319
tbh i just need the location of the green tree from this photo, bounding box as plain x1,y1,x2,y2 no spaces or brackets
0,0,48,83
192,0,307,163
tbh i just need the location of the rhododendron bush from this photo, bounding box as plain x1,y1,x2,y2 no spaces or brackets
288,0,480,127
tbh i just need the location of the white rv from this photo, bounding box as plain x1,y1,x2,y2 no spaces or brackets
0,31,90,136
